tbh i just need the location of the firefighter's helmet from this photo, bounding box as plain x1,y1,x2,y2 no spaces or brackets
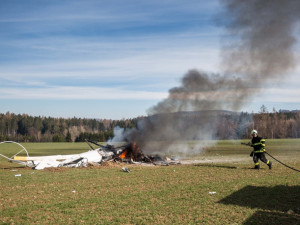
251,130,257,135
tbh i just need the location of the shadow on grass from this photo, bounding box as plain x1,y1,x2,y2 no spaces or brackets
243,211,300,225
219,185,300,224
219,185,300,212
241,167,269,170
194,164,237,169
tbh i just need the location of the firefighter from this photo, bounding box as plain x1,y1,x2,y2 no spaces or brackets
250,130,272,169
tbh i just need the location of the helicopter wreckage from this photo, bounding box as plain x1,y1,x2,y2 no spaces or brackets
0,140,180,170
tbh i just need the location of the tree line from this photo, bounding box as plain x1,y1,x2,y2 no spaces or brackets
0,108,299,142
216,109,300,139
0,112,138,142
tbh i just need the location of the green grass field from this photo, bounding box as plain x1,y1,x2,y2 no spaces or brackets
0,140,300,224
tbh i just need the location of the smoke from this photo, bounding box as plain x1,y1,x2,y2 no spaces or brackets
123,109,221,155
148,70,248,113
107,126,125,143
220,0,300,79
114,0,300,155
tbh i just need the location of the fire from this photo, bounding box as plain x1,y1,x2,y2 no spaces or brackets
119,142,137,160
118,142,147,162
119,150,128,159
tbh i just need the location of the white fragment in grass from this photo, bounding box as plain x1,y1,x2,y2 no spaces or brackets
15,174,21,177
209,191,216,195
72,190,76,193
122,167,130,173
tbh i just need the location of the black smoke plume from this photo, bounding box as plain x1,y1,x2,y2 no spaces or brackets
220,0,299,79
120,0,300,154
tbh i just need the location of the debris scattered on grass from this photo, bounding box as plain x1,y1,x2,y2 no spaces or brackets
15,174,21,177
2,140,181,170
122,167,130,173
209,191,216,195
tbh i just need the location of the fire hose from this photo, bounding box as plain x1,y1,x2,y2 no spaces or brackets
264,151,300,173
241,142,300,173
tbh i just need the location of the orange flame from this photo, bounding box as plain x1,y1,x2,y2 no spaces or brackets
120,150,128,159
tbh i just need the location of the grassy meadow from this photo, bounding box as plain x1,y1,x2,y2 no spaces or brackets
0,140,300,224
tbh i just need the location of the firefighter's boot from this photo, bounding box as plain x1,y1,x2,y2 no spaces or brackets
254,163,260,170
268,161,272,170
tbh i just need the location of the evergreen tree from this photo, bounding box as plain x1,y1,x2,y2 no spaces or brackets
66,131,72,142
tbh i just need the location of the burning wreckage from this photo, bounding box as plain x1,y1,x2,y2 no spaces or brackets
0,140,180,170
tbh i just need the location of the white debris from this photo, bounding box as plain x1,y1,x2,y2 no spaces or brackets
34,160,61,170
209,191,216,195
1,141,181,170
15,174,21,177
14,149,103,170
122,167,130,173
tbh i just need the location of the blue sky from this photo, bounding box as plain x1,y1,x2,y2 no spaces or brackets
0,0,299,119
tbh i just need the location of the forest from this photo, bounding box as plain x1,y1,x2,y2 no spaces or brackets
0,107,299,142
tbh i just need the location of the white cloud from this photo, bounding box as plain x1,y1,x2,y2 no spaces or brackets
1,0,299,118
0,85,168,100
262,86,300,103
0,31,220,90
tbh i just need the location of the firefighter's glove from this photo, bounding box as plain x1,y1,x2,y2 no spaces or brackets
250,151,254,157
